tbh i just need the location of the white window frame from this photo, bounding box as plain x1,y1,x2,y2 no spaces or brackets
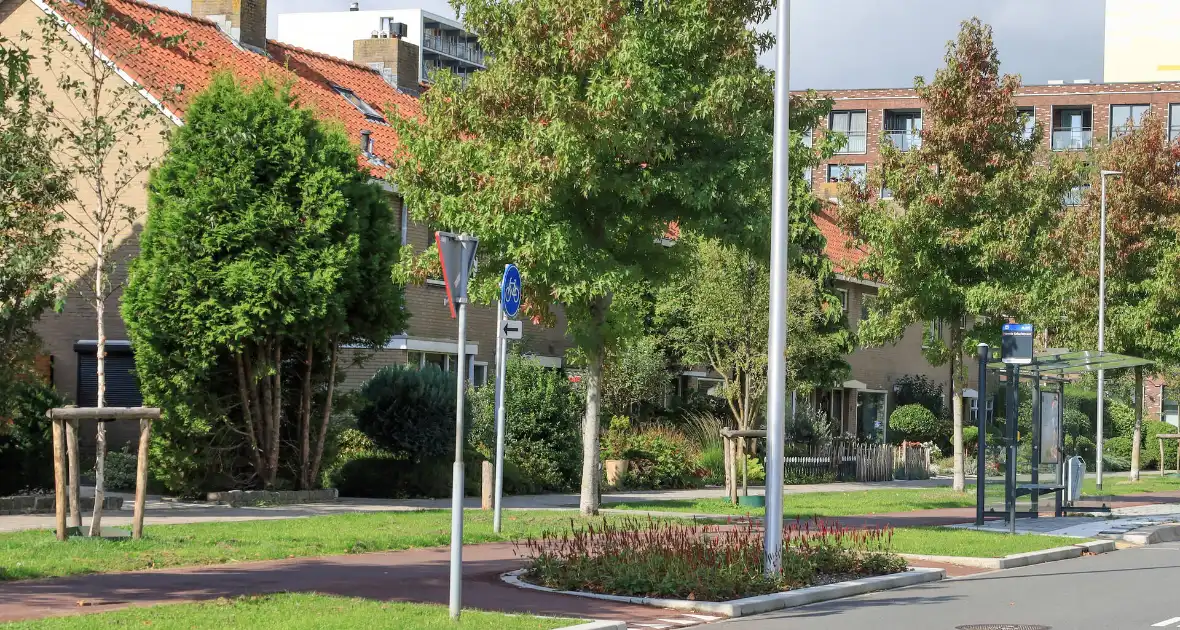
1017,105,1036,140
829,110,868,154
1110,103,1150,140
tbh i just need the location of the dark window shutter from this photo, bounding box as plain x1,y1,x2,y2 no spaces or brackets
76,348,143,407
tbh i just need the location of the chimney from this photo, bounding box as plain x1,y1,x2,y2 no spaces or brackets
192,0,269,52
350,2,359,10
353,36,421,93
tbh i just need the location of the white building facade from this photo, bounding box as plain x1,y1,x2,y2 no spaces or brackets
277,7,485,83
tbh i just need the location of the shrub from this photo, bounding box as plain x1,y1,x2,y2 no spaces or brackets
786,402,834,447
1063,408,1091,437
698,445,725,485
520,517,905,601
469,355,583,492
332,450,485,499
1108,402,1136,437
962,426,979,454
600,415,632,460
620,426,702,489
888,404,942,444
893,375,945,417
356,365,462,462
1102,436,1132,472
0,379,63,495
87,449,138,492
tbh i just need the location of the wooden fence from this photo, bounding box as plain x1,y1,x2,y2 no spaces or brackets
781,441,931,483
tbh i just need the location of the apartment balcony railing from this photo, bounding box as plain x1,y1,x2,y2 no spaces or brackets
422,33,485,66
884,129,921,151
834,131,867,154
1051,127,1092,151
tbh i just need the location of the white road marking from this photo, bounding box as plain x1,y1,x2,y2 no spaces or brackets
682,614,721,621
658,619,696,625
1151,617,1180,627
632,625,672,629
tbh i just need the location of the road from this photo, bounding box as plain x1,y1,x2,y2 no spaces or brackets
707,543,1180,629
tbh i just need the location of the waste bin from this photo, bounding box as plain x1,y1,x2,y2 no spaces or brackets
1066,455,1085,502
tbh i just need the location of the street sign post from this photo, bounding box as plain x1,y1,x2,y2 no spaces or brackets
492,265,522,534
435,231,478,620
1001,323,1034,365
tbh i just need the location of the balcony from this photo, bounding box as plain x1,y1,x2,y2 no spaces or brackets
422,32,485,66
1052,128,1092,151
884,129,921,151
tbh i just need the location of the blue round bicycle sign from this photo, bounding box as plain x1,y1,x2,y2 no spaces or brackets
501,264,522,318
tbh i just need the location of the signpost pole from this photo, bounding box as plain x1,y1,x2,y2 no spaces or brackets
493,264,521,534
492,301,507,533
449,298,467,620
976,343,989,527
1031,372,1041,517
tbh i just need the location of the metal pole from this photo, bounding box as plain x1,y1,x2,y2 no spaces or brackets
449,300,469,620
763,0,791,576
976,343,989,527
1096,170,1119,491
492,298,508,533
1031,373,1041,518
1006,364,1019,534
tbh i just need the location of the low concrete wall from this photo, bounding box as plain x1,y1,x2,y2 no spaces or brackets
206,488,339,507
0,495,123,515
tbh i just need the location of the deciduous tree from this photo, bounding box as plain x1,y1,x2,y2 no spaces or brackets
390,0,775,514
837,19,1075,492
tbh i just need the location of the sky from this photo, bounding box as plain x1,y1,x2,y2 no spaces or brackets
154,0,1107,89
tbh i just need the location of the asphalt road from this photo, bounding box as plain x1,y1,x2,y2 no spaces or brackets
707,543,1180,630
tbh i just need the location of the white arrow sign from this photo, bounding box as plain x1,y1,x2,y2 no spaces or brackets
503,320,523,340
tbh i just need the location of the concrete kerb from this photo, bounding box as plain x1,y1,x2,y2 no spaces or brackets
898,539,1116,570
1123,522,1180,545
501,567,945,618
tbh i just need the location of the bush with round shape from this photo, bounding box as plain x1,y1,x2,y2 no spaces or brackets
962,426,979,454
1108,402,1136,437
356,365,462,461
1102,436,1132,472
469,355,584,492
887,404,943,444
621,426,703,489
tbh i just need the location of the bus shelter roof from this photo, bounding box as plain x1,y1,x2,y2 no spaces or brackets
987,350,1152,378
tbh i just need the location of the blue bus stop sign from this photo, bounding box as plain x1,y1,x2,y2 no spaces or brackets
501,264,522,318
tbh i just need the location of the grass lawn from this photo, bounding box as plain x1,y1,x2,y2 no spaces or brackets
888,527,1085,558
0,510,632,581
608,488,980,518
0,594,580,629
1082,475,1180,496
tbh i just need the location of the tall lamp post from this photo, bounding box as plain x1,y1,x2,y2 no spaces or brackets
763,0,791,575
1095,169,1121,491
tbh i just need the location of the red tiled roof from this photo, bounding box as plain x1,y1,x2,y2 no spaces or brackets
813,207,866,274
49,0,419,177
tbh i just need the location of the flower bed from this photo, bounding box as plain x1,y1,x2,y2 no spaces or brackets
518,517,907,602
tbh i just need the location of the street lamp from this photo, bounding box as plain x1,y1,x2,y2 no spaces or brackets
763,0,791,575
1095,169,1121,491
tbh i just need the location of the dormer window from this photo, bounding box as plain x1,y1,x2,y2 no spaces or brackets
331,83,386,123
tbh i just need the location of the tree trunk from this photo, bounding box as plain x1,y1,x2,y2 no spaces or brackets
299,343,314,489
244,348,268,484
579,296,610,516
951,329,966,493
235,353,264,476
267,343,282,488
89,265,107,537
1132,368,1144,481
309,342,340,487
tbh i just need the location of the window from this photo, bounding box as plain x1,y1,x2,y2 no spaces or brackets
1062,184,1090,207
922,319,943,349
473,363,488,387
408,351,483,383
1164,386,1179,427
1051,106,1092,150
827,163,866,183
860,293,877,322
801,128,813,189
880,184,893,199
829,110,868,154
835,288,848,312
883,110,922,151
76,341,143,407
331,84,386,123
1017,106,1035,140
1111,104,1149,139
1171,104,1180,142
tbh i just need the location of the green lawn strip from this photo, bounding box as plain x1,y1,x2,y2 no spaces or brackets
0,510,630,581
608,487,981,517
0,594,580,630
1081,476,1180,497
888,527,1087,558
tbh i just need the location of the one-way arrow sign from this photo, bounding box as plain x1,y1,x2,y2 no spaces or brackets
503,320,522,340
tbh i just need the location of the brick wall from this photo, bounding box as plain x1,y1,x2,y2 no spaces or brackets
353,37,421,91
192,0,267,50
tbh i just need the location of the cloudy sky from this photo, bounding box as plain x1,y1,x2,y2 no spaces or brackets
156,0,1106,89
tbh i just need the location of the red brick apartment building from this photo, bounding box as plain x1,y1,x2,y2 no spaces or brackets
799,80,1180,428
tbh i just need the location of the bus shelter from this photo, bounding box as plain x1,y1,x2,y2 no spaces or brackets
975,346,1153,532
